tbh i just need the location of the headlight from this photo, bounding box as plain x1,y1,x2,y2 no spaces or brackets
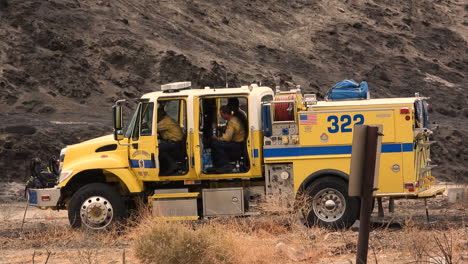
59,170,73,183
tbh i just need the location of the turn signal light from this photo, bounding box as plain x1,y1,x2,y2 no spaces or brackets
41,195,51,201
404,182,419,191
404,183,414,189
400,108,410,114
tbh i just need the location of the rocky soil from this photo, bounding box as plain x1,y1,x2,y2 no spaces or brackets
0,0,467,182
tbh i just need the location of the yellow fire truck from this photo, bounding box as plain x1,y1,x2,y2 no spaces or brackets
28,82,445,230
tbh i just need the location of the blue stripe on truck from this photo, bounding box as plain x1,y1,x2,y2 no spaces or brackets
264,143,413,158
129,159,156,169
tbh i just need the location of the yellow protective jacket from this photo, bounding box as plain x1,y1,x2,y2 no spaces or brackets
157,116,183,142
219,116,245,142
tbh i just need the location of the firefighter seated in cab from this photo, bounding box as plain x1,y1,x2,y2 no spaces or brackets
157,107,184,175
209,105,246,173
227,97,247,127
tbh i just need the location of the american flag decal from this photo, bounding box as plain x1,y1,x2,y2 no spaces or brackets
299,114,317,125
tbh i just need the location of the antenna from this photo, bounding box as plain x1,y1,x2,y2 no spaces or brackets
225,69,228,88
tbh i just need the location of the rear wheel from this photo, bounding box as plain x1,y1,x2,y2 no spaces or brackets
68,183,126,231
304,177,359,228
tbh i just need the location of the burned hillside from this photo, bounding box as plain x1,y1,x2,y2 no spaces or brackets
0,0,467,182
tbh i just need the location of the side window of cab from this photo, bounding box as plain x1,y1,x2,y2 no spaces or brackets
140,103,154,136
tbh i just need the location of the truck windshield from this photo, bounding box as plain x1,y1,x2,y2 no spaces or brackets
125,104,140,138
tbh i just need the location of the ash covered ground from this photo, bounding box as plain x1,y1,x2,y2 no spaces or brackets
0,0,467,183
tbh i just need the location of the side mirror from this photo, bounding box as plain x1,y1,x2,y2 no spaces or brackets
113,104,124,141
262,104,272,137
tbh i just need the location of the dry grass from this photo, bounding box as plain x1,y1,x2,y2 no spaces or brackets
130,195,327,264
132,221,237,264
129,203,237,264
402,226,467,264
1,193,467,263
0,222,127,250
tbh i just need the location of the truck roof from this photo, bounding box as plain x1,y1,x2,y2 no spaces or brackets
313,97,420,108
141,85,273,99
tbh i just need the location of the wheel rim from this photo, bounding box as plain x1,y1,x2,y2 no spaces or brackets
80,196,114,229
312,188,346,223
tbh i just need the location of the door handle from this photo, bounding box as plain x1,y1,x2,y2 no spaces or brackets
132,143,138,149
151,153,156,168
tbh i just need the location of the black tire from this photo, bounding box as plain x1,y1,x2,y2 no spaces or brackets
68,183,127,231
304,177,359,228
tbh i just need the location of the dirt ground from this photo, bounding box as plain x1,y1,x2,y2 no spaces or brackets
0,183,466,264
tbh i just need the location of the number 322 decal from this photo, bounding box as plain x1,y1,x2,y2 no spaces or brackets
327,114,364,133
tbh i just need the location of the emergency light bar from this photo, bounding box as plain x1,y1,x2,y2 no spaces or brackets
161,81,192,92
304,94,317,106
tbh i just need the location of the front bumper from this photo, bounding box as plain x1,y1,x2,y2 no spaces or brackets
28,187,61,207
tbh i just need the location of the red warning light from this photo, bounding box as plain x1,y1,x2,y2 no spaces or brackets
400,108,410,114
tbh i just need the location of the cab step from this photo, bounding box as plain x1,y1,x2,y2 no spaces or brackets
149,189,200,220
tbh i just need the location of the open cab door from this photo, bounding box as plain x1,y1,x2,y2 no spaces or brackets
195,95,257,179
156,97,193,180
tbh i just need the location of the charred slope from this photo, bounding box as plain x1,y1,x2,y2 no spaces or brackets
0,0,466,182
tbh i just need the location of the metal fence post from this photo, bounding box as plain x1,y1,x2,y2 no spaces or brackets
356,126,380,264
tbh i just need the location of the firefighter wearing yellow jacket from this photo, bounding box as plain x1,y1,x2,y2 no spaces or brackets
157,109,184,175
210,105,246,173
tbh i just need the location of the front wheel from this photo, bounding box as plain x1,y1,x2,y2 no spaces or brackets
304,177,359,228
68,183,127,231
